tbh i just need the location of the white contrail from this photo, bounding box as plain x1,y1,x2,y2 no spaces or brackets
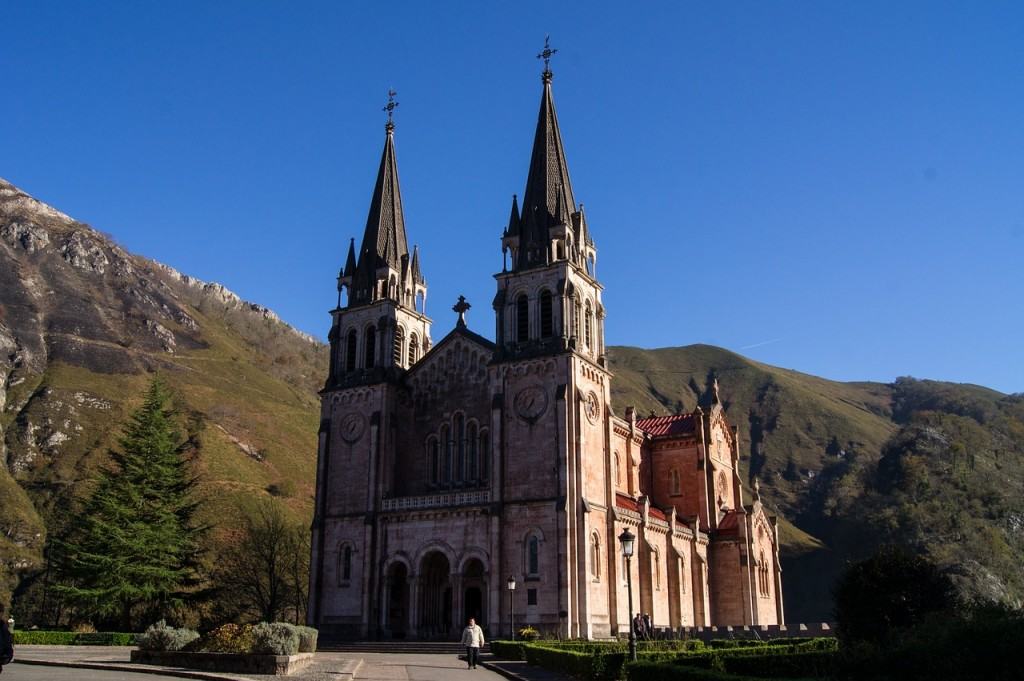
740,337,785,350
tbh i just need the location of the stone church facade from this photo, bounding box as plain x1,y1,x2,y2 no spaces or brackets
308,63,784,640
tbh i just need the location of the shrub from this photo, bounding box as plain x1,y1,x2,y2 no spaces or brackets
723,650,837,678
524,645,593,678
624,661,766,681
294,625,318,653
13,631,136,646
137,620,199,652
490,640,529,660
201,623,256,653
518,625,540,641
251,622,299,656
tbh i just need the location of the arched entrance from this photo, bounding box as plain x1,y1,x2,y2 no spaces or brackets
386,562,409,639
418,551,452,639
462,558,487,627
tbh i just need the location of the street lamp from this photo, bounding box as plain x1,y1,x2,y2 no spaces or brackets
507,575,517,640
619,528,637,662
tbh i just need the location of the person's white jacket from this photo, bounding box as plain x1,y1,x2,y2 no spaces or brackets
461,624,485,647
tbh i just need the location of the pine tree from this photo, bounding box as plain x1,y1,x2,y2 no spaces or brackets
55,377,203,630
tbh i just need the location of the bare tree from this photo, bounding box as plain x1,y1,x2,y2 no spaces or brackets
216,500,308,623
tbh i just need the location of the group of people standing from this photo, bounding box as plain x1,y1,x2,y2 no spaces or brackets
632,612,655,640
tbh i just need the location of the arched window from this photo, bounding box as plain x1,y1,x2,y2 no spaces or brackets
408,333,419,366
590,532,601,580
614,452,621,486
364,326,376,368
441,424,451,484
670,469,681,496
346,330,357,371
527,534,540,576
393,326,405,365
679,555,687,593
388,274,397,298
480,429,490,482
573,301,581,342
339,544,353,585
516,294,529,342
759,550,770,597
467,421,478,482
428,436,439,485
652,547,661,591
540,290,553,338
584,301,593,349
454,413,465,482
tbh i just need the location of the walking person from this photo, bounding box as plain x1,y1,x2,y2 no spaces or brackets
642,613,653,640
632,612,643,641
460,617,485,670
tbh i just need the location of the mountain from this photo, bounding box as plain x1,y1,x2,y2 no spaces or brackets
608,346,1024,619
0,177,327,608
2,178,1021,622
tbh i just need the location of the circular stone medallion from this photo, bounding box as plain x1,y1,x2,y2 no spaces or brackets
340,413,366,443
514,385,548,422
584,391,601,424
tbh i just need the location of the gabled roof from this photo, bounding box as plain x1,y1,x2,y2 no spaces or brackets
405,322,495,379
716,509,741,537
636,413,697,438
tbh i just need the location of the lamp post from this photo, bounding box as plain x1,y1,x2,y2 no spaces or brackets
507,575,517,640
619,528,637,662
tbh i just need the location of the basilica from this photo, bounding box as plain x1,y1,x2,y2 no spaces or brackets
308,58,784,640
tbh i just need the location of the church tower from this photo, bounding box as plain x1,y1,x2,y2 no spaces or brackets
492,44,616,639
310,96,432,637
327,95,431,387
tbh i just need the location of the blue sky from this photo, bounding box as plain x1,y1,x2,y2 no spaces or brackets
3,2,1022,393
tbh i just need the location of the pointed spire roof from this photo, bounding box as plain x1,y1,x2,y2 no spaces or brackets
516,68,577,269
505,194,521,237
410,245,425,285
344,237,357,276
349,121,412,304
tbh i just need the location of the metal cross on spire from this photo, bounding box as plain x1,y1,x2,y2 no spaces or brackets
383,88,399,131
537,35,558,78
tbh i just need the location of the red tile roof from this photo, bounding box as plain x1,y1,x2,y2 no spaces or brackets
615,493,639,512
717,510,741,536
636,413,697,438
615,493,669,521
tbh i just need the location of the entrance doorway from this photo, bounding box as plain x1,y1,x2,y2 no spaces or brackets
418,551,452,639
462,558,487,627
386,562,409,639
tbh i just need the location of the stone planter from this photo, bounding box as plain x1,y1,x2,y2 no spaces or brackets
130,649,316,675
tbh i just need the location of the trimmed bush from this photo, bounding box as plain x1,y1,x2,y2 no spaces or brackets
251,622,299,656
490,640,529,660
524,645,594,678
201,624,256,653
724,650,837,678
294,625,318,653
13,631,137,645
624,661,768,681
138,620,199,652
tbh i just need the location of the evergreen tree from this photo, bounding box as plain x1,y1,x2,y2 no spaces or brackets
55,377,203,630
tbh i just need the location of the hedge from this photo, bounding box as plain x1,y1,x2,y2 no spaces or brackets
13,631,137,646
624,661,781,681
490,640,529,660
723,650,836,678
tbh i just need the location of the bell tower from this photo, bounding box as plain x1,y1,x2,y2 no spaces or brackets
494,45,605,365
327,91,432,388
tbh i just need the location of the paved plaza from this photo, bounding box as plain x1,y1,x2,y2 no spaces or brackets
6,647,549,681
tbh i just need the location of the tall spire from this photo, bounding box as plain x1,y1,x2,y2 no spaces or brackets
349,91,411,304
516,38,576,270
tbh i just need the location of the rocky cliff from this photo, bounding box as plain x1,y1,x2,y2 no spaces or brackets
0,178,327,605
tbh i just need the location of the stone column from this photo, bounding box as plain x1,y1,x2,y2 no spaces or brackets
451,573,464,633
408,576,420,639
